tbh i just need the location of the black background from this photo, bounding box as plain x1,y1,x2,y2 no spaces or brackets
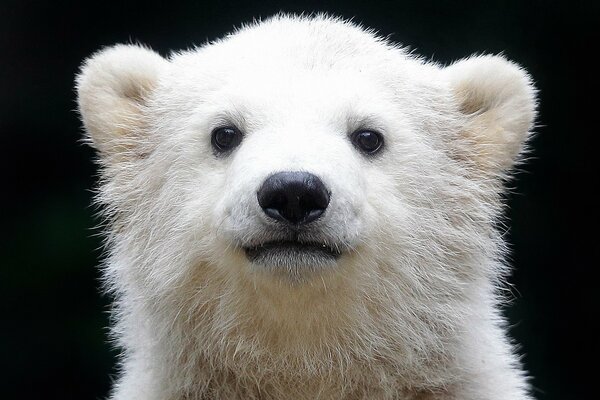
1,1,595,399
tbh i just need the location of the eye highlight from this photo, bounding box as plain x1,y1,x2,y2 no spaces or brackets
350,129,384,155
211,126,243,154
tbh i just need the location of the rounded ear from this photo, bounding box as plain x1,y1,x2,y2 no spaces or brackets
76,44,168,160
443,55,537,175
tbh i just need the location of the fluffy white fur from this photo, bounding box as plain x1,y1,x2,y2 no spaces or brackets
77,14,537,400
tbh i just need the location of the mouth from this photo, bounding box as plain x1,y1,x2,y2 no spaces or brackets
244,240,342,270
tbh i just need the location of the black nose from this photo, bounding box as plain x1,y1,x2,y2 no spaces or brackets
257,171,330,225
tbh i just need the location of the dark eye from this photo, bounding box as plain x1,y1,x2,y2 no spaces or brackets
351,130,384,155
211,126,243,154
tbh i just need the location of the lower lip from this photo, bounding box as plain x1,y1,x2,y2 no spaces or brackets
244,241,341,268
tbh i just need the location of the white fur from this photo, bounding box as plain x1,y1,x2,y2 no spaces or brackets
77,14,537,400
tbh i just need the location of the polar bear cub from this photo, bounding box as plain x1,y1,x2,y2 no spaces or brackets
77,14,536,400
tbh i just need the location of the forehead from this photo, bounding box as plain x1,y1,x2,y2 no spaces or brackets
165,19,419,126
227,69,389,109
170,54,399,124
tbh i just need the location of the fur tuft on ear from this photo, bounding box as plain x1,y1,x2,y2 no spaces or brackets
76,44,167,159
444,55,537,175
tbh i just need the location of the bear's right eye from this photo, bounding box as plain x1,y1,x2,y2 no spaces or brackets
211,126,243,154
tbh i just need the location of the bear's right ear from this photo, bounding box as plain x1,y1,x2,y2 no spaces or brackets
76,44,168,160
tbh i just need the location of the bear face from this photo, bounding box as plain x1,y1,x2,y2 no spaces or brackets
77,14,536,399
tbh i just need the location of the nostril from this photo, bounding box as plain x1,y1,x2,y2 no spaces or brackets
257,171,330,225
264,207,285,221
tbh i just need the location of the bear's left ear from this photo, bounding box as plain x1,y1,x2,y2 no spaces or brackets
443,55,537,175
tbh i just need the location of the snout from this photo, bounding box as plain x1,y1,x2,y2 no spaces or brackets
257,171,330,225
242,171,341,272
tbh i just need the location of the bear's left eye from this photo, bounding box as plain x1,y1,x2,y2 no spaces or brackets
351,129,384,155
211,126,243,154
